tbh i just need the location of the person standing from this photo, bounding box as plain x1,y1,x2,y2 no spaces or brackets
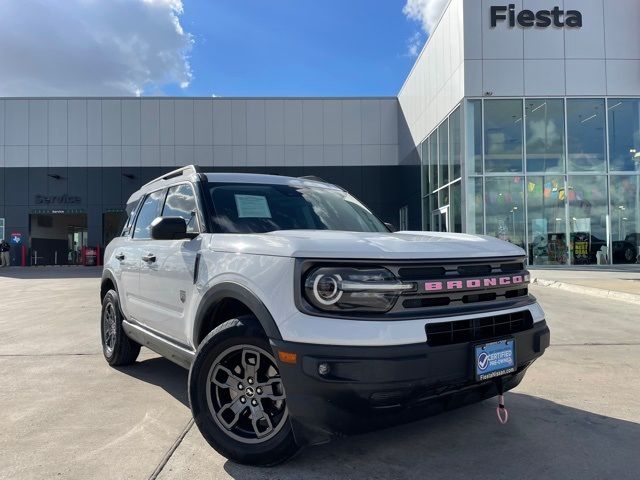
0,239,10,267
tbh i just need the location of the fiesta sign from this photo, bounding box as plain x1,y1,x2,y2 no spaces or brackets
490,4,582,28
424,274,529,292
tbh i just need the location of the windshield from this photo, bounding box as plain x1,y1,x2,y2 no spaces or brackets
208,182,388,234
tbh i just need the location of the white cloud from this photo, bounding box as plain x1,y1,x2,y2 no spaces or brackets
0,0,193,96
406,31,423,57
403,0,449,33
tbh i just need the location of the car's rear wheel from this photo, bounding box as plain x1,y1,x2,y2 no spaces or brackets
189,316,299,466
101,289,141,366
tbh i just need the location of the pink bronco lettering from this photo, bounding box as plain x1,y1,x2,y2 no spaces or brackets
424,274,526,292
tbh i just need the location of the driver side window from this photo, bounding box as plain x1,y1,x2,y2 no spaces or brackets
133,189,165,239
162,184,200,234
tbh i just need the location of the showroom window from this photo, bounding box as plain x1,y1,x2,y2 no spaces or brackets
429,131,438,190
484,100,523,173
610,175,640,264
567,99,606,173
421,197,431,231
567,176,608,265
467,100,483,175
467,177,483,235
527,175,567,265
485,176,525,248
421,140,429,198
526,99,565,173
449,107,462,180
438,120,449,187
608,99,640,172
450,180,462,233
459,97,640,265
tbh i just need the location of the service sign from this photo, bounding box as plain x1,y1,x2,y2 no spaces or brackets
10,232,22,244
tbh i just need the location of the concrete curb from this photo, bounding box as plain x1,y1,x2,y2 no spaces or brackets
531,277,640,306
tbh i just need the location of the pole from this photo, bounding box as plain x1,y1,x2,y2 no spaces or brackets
636,159,640,261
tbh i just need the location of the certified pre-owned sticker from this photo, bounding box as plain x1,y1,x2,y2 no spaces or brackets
475,340,516,381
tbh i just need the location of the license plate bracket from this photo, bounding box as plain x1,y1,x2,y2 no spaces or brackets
474,338,516,382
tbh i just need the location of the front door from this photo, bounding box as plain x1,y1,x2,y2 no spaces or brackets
431,207,449,232
136,183,203,345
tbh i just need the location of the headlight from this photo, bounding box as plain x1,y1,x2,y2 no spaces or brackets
303,267,413,313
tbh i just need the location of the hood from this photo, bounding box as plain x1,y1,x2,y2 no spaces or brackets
207,230,525,260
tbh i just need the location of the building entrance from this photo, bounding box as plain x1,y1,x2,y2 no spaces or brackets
29,213,88,265
103,211,127,247
431,207,449,232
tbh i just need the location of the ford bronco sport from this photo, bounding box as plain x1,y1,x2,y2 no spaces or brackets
101,165,550,465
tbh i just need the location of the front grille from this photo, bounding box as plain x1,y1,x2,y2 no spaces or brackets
425,310,533,347
388,257,531,317
397,261,524,280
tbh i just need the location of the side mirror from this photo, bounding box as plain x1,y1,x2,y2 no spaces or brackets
150,217,189,240
384,222,397,232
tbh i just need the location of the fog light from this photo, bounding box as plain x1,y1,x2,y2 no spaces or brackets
318,362,330,376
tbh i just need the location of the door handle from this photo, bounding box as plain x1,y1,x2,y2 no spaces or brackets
142,253,156,263
115,253,125,261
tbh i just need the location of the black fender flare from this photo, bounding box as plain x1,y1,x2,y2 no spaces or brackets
193,282,282,346
100,269,118,300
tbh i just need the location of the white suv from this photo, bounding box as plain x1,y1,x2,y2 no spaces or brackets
101,165,550,465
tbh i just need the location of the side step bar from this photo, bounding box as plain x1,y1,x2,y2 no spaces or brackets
122,320,195,370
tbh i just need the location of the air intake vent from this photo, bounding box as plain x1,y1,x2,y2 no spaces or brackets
457,264,492,276
425,311,533,347
397,266,446,279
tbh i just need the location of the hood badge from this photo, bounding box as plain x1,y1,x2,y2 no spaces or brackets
179,290,186,303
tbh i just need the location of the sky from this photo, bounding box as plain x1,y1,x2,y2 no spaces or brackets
0,0,448,97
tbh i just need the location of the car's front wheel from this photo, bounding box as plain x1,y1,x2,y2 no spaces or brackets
189,316,299,466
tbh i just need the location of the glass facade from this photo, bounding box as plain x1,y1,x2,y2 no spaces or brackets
420,106,463,233
484,100,524,173
525,99,564,173
463,97,640,266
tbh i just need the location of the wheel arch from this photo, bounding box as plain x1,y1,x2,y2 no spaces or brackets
100,270,118,302
193,282,282,348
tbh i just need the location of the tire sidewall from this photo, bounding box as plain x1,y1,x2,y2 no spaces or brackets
188,316,297,466
101,289,125,363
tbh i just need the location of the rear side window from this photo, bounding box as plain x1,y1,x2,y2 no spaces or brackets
133,190,165,239
162,184,200,234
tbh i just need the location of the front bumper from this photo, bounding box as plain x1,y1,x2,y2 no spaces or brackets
271,320,550,446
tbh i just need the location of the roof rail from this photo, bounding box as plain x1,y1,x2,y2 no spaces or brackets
142,165,201,189
298,175,327,183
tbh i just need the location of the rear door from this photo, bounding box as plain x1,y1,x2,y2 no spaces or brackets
136,183,203,344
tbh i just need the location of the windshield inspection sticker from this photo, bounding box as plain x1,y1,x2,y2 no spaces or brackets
235,194,272,218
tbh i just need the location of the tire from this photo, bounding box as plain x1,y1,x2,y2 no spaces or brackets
623,247,635,263
189,315,299,466
101,289,141,366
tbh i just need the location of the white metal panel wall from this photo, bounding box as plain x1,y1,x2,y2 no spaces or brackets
397,0,466,163
464,0,640,98
0,97,399,168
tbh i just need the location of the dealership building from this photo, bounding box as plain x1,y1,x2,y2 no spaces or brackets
0,0,639,267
